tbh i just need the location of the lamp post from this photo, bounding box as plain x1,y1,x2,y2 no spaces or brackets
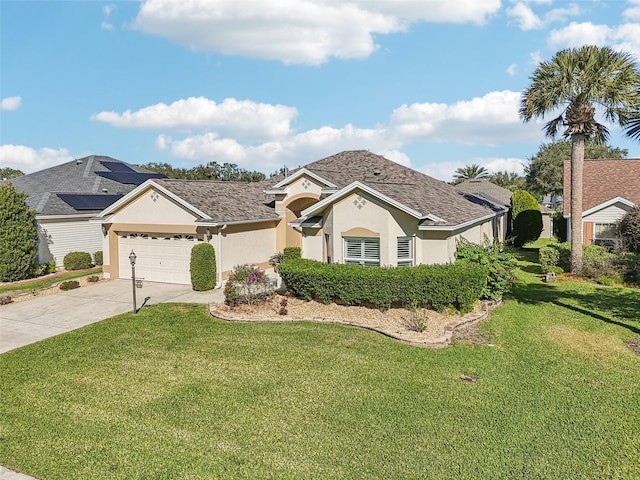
129,250,137,313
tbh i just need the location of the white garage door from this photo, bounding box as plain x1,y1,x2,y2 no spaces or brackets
118,233,202,284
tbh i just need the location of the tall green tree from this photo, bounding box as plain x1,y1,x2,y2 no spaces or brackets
0,183,39,281
452,164,489,184
520,45,640,273
137,161,265,182
487,171,526,192
525,141,627,199
0,167,24,180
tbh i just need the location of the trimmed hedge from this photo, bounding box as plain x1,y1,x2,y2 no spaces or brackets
94,251,103,266
59,280,80,291
63,251,93,270
511,190,543,248
282,247,302,262
278,259,487,312
190,243,217,291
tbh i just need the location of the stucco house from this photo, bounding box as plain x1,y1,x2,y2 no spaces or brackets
6,156,165,267
564,158,640,245
94,151,509,285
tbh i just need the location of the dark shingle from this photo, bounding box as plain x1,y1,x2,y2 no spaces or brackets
8,155,162,215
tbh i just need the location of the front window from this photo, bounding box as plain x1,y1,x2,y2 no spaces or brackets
397,237,413,267
593,223,618,248
344,237,380,266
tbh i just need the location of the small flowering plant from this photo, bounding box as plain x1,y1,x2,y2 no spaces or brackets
226,264,275,306
455,239,517,301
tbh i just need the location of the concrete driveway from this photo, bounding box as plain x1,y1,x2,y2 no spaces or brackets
0,279,224,354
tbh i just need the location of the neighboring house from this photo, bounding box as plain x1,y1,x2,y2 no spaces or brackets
564,158,640,246
6,156,165,267
94,151,509,285
455,178,512,206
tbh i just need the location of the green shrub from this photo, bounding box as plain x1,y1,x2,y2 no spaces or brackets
0,183,39,281
63,251,93,270
225,264,274,305
455,239,517,301
224,280,240,307
282,247,302,262
28,260,57,278
94,251,103,266
59,280,80,291
539,245,560,272
87,275,100,283
617,206,640,253
616,252,640,285
511,190,543,248
190,243,217,291
277,259,487,313
582,245,622,285
553,209,567,241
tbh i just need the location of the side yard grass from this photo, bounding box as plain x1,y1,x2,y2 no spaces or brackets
0,251,638,479
0,267,103,295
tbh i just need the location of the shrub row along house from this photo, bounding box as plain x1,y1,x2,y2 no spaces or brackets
94,151,508,285
563,158,640,247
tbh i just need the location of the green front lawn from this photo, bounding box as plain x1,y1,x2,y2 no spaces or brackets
1,254,639,479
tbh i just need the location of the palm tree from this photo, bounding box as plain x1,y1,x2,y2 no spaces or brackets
520,45,640,273
452,164,489,184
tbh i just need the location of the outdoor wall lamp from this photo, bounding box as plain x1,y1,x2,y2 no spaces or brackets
129,250,137,313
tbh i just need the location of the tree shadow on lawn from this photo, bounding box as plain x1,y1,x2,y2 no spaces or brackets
510,281,640,336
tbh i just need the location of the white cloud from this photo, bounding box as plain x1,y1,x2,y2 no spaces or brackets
506,63,517,76
418,157,525,183
158,123,407,172
389,90,542,145
1,96,22,111
101,22,115,31
507,3,542,30
507,2,579,31
624,0,640,21
132,0,500,65
103,5,115,16
92,97,298,140
530,50,543,66
0,145,74,174
548,21,640,59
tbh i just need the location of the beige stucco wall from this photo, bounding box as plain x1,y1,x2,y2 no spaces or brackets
109,188,199,225
326,190,417,266
218,222,277,276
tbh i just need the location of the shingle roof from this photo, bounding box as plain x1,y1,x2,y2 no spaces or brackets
455,179,513,206
286,150,505,226
8,155,160,216
563,158,640,215
153,178,280,223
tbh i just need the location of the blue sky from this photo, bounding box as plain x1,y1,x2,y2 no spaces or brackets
2,0,640,181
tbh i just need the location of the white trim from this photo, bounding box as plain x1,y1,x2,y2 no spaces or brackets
269,168,337,189
36,213,99,220
197,217,280,227
418,212,500,231
581,196,636,217
300,181,425,219
97,180,212,220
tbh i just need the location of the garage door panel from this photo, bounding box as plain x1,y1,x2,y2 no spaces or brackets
118,233,200,285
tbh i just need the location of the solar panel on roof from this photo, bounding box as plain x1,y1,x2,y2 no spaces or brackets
57,194,123,210
99,161,135,172
96,171,166,185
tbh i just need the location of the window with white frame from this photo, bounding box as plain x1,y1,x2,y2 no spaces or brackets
397,237,413,267
594,223,617,240
344,237,380,266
